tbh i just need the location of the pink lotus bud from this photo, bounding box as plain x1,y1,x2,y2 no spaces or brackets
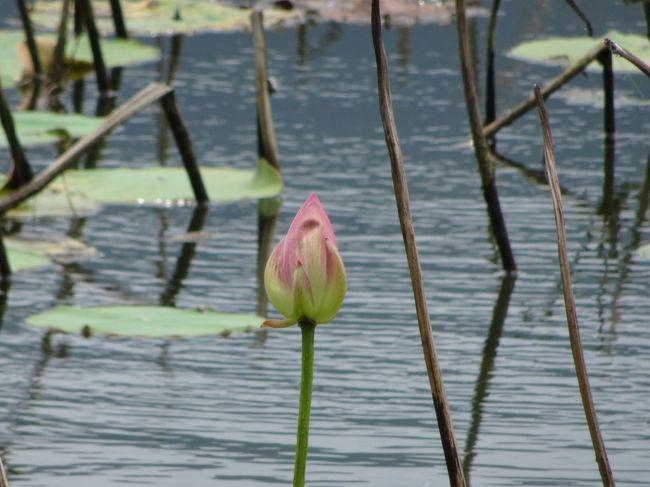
262,193,346,328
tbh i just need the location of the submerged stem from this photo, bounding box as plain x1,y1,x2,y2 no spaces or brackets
293,320,315,487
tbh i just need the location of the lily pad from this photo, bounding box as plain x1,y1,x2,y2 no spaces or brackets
1,159,283,218
555,87,650,108
0,111,104,148
60,158,283,204
508,30,650,73
5,236,96,272
31,0,303,36
0,29,159,85
25,305,264,337
637,243,650,259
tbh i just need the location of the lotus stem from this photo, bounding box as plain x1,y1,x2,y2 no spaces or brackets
293,319,315,487
535,86,615,487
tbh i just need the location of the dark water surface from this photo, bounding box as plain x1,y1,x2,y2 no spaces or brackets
1,1,650,485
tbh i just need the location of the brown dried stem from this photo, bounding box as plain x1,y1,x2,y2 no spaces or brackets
252,10,280,170
16,0,42,77
371,1,466,485
0,80,33,189
534,85,615,487
563,0,593,36
80,0,109,92
456,0,515,272
0,454,9,487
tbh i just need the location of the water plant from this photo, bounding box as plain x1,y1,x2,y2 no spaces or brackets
262,193,346,487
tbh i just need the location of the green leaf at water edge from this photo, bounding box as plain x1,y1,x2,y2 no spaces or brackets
26,305,265,337
508,30,650,73
637,243,650,259
31,0,303,36
0,159,282,219
0,29,160,85
0,111,104,148
45,158,283,205
5,236,96,272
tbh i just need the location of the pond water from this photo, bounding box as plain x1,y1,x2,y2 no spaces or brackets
1,1,650,485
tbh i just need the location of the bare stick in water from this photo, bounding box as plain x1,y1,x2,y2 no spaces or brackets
484,0,501,127
80,0,110,92
605,38,650,77
252,10,280,170
534,85,615,487
0,80,33,189
51,0,72,86
16,0,42,77
597,48,615,140
456,0,516,272
159,91,209,203
371,1,466,485
563,0,593,36
109,0,128,39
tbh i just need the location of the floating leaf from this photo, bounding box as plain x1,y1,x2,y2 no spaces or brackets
5,236,96,272
59,158,283,204
26,305,264,337
637,243,650,259
509,30,650,73
0,111,104,148
0,29,159,85
1,159,283,218
31,0,303,36
555,87,650,108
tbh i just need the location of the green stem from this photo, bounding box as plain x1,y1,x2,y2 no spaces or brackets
293,319,315,487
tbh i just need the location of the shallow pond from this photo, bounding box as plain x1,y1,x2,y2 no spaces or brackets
1,1,650,485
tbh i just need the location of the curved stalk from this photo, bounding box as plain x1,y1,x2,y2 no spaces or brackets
293,320,315,487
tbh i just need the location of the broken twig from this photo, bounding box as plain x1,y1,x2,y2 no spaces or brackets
605,38,650,77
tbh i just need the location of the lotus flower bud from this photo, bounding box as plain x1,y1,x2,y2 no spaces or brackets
263,193,346,328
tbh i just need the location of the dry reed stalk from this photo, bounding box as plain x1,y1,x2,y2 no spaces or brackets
534,85,615,487
456,0,516,273
371,1,466,485
16,0,42,77
252,10,280,170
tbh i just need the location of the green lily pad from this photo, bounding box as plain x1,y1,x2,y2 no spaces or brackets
26,305,264,337
637,243,650,259
509,30,650,73
555,87,650,108
0,29,159,85
0,111,104,148
5,236,96,272
31,0,303,36
1,159,283,218
60,158,283,204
